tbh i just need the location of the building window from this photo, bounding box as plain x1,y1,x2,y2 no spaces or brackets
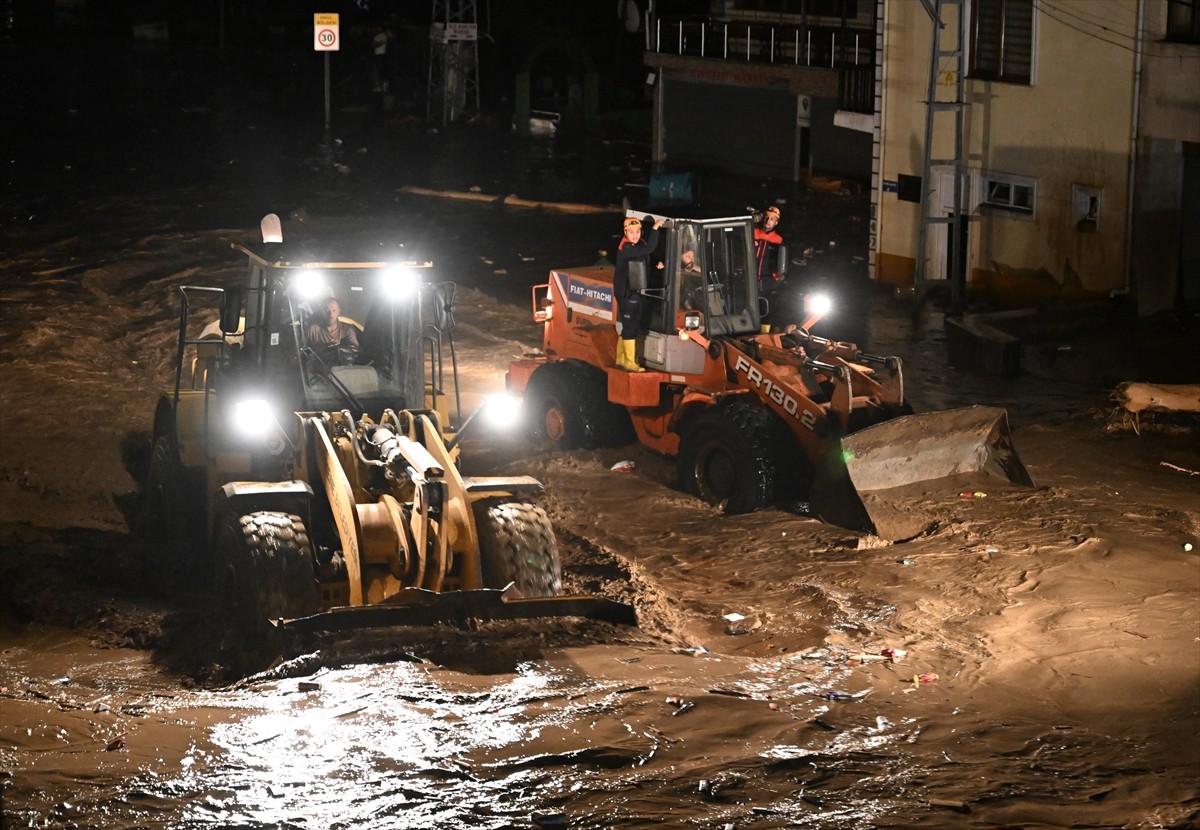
982,172,1036,215
1166,0,1200,43
970,0,1034,84
1072,184,1101,232
724,0,857,15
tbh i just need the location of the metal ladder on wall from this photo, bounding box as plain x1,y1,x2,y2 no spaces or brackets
915,0,968,308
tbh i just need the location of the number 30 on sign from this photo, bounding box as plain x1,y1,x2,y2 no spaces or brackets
314,13,339,51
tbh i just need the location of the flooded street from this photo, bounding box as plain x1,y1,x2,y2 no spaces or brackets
3,30,1199,830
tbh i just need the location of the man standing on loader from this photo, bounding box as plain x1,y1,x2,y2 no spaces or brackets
754,205,785,330
613,214,664,372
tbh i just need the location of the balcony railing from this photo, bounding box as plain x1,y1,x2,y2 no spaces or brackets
649,16,875,114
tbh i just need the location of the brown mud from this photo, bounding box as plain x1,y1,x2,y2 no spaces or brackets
2,72,1198,827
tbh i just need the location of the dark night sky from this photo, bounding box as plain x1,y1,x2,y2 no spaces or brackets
2,0,695,113
0,0,686,232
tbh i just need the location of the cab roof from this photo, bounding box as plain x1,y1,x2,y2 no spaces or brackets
233,241,432,271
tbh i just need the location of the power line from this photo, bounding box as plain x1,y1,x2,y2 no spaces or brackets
1040,0,1149,37
1036,0,1200,59
1038,0,1139,39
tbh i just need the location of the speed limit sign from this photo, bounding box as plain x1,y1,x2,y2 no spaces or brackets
314,13,339,51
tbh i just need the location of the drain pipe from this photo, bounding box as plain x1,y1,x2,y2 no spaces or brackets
1119,0,1145,301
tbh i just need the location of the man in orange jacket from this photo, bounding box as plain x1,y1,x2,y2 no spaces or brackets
753,205,785,331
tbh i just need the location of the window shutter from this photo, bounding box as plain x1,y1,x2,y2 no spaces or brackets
1002,0,1033,81
971,0,1033,83
974,0,1002,75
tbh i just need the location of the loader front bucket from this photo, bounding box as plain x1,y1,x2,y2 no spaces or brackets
280,586,637,636
811,405,1033,540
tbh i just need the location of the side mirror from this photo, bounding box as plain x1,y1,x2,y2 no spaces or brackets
220,288,245,335
432,282,456,332
532,285,553,322
776,244,788,280
627,260,647,292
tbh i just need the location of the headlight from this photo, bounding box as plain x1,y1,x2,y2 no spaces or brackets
291,268,327,301
446,393,522,452
479,394,521,429
231,399,288,454
381,266,420,301
231,399,274,438
805,292,833,317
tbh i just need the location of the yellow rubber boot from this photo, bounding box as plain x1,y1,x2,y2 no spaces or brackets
621,338,645,372
615,339,637,371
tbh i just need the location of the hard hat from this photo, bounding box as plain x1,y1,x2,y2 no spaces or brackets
764,205,782,219
623,217,642,231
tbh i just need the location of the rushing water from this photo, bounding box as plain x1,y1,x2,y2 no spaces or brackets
3,29,1197,830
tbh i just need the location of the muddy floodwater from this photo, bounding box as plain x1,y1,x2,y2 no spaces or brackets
2,201,1197,829
3,34,1199,830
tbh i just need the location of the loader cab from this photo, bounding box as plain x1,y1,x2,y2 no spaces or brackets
641,216,761,373
167,237,458,481
225,245,432,420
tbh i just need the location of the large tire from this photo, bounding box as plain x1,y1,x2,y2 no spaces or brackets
134,435,205,581
767,416,814,503
677,400,779,514
214,511,317,675
524,360,634,451
473,499,562,598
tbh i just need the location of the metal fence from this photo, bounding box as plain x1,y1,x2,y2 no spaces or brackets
651,16,875,114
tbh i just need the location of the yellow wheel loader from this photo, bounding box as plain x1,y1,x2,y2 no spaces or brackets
136,214,632,674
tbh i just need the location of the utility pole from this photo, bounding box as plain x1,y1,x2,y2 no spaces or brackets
915,0,968,312
428,0,481,126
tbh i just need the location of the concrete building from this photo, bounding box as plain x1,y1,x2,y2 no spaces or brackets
644,1,1198,316
872,0,1198,314
643,1,877,184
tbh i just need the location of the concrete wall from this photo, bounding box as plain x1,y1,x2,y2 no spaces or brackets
1130,2,1200,315
1138,4,1200,144
1132,139,1186,314
876,0,1141,306
811,96,872,183
661,78,800,177
873,0,933,288
645,52,858,182
657,77,872,183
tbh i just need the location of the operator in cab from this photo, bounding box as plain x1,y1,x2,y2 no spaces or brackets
308,297,360,364
679,247,704,311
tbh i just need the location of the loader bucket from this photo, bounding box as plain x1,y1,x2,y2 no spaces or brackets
279,586,637,636
811,405,1033,541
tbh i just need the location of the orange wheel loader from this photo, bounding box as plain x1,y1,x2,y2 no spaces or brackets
506,213,1032,539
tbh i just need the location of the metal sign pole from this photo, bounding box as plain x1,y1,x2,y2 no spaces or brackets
314,13,340,132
